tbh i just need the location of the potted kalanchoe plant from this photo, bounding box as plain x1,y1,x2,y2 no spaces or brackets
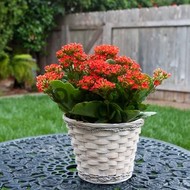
36,43,170,184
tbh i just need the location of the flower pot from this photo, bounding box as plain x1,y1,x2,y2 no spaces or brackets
64,115,144,184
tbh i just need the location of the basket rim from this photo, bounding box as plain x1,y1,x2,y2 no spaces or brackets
63,114,144,129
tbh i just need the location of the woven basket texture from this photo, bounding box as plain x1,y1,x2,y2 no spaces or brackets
64,116,144,184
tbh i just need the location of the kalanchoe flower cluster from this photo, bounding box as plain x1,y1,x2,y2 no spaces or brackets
153,68,171,86
92,44,119,60
56,43,87,70
36,64,64,92
36,43,171,123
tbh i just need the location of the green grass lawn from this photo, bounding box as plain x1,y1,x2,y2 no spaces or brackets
0,94,190,150
0,94,66,142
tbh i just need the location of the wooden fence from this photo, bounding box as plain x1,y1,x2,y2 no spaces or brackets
44,5,190,103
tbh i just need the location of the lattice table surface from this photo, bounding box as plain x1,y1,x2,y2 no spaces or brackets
0,134,190,190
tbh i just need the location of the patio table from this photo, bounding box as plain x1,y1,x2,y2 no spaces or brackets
0,134,190,190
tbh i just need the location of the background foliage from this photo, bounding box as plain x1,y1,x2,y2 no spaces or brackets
0,0,27,53
13,0,55,53
0,52,10,79
0,52,38,87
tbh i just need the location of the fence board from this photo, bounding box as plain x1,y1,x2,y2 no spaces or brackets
112,28,139,60
186,27,190,89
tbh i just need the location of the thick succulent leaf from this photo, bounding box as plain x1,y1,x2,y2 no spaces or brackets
123,110,141,122
136,90,149,102
138,103,148,111
111,109,122,123
109,85,130,109
108,102,123,122
70,101,107,119
49,80,83,112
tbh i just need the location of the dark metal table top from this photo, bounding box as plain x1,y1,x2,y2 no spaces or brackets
0,134,190,190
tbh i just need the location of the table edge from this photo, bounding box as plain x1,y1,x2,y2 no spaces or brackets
0,133,189,155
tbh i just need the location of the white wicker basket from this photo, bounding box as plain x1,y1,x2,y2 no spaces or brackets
64,115,144,184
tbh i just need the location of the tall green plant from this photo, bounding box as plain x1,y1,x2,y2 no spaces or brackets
10,54,38,86
0,0,27,53
0,53,38,86
14,0,55,52
0,52,10,79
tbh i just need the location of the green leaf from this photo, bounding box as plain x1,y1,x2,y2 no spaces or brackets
123,110,141,122
108,102,123,122
138,103,148,111
111,109,122,123
70,101,106,119
49,80,83,112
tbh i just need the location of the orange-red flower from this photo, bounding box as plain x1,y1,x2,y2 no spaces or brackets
153,68,171,86
78,75,115,93
36,64,64,92
36,43,170,100
93,44,119,60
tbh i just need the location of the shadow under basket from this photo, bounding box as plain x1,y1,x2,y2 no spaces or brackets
64,115,144,184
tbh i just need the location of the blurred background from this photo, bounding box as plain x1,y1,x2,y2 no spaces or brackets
1,0,190,104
